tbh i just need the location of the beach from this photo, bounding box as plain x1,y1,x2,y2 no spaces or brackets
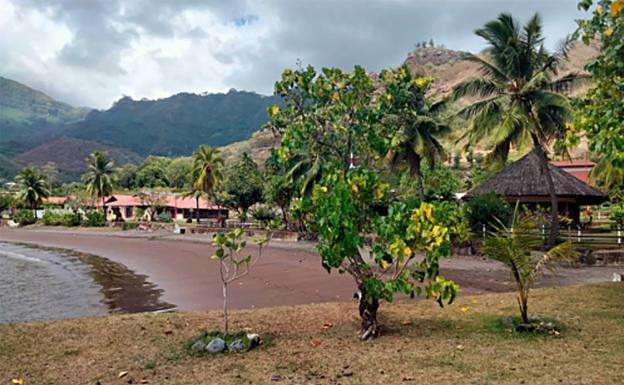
0,227,620,314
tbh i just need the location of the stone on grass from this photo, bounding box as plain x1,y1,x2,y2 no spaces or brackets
247,333,261,349
191,340,206,352
515,323,535,333
205,337,226,353
229,339,246,352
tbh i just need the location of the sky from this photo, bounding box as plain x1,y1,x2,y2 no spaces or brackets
0,0,587,109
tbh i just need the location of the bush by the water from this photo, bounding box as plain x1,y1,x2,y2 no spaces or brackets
12,209,36,226
60,212,81,227
41,211,81,227
42,211,62,226
85,211,106,227
465,192,512,234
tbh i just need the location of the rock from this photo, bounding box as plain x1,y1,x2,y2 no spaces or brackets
515,323,535,333
529,315,541,323
502,317,515,327
205,337,226,353
542,322,556,331
247,333,261,349
190,340,206,352
229,339,246,352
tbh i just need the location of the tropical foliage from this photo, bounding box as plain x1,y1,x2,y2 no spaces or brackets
576,0,624,195
482,205,576,323
82,151,115,209
450,13,585,246
16,167,50,219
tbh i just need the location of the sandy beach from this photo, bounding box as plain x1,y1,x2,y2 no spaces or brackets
0,227,620,312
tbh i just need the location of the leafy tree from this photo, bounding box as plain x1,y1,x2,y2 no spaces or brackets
166,157,193,189
0,193,14,212
15,167,50,220
576,0,624,194
82,151,115,212
450,13,585,246
483,205,576,324
396,161,458,202
267,65,458,340
263,152,295,226
135,156,171,188
221,153,263,217
380,64,448,202
135,191,167,221
115,163,138,190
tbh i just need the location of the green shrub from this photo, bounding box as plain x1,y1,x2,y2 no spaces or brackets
60,212,81,227
251,205,277,225
12,209,36,226
122,221,139,231
465,192,512,234
154,212,172,223
84,211,106,227
42,211,62,226
609,205,624,228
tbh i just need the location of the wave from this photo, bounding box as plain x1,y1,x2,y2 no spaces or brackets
0,249,47,264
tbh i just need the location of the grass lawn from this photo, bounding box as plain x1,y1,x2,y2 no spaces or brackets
1,283,623,385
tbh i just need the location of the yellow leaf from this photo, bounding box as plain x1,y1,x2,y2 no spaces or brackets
596,6,603,14
460,306,470,313
375,187,384,199
270,105,279,116
414,78,426,87
605,28,615,37
351,184,359,193
456,344,465,351
423,206,433,222
320,186,328,193
12,379,24,385
331,92,340,102
381,259,389,269
471,299,478,305
611,0,624,16
404,246,412,257
118,371,128,379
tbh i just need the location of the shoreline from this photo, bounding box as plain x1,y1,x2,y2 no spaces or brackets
0,227,620,314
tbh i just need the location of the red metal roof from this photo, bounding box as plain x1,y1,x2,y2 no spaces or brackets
104,194,219,210
44,197,67,204
550,159,596,168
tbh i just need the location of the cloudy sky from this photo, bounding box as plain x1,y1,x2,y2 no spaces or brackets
0,0,586,109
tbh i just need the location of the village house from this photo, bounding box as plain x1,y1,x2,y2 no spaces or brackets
103,194,227,222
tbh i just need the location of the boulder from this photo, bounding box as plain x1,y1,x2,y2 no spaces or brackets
229,339,246,352
190,340,206,352
205,337,226,353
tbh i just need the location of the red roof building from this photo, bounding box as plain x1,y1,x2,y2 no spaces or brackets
550,159,596,184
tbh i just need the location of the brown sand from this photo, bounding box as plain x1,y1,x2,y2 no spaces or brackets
0,228,619,312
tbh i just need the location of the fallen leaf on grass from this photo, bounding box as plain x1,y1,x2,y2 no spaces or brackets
321,322,334,329
140,380,149,384
471,299,478,304
460,306,470,313
310,339,322,348
118,371,128,379
12,379,24,385
505,328,513,333
456,344,465,351
401,320,413,326
402,376,415,381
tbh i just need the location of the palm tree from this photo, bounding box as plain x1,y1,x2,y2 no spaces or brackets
189,145,223,223
383,64,448,203
450,13,585,246
82,151,115,215
16,167,50,220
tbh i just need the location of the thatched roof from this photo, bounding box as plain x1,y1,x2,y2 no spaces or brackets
464,149,607,205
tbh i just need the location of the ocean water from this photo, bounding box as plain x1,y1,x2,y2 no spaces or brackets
0,242,174,324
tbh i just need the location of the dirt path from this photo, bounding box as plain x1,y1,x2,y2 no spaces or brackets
0,228,620,311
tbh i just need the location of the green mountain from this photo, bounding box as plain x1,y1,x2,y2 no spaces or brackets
63,90,278,157
0,76,91,153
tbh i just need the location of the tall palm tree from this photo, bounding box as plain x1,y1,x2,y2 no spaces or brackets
450,13,585,246
189,145,223,223
16,167,50,220
82,151,115,214
383,64,448,203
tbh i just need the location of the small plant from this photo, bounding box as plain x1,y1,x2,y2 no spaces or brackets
482,204,577,326
211,224,276,335
12,209,35,226
609,205,624,228
251,205,277,226
60,212,81,227
42,211,62,226
465,192,512,234
85,211,106,227
122,221,139,231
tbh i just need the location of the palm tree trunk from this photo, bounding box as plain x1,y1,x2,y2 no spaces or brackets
196,196,200,224
414,155,426,203
33,205,37,221
532,138,558,247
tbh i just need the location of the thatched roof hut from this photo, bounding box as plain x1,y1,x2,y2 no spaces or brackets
463,149,607,223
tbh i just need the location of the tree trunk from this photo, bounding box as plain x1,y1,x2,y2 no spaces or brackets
518,290,529,324
281,206,289,229
414,155,426,203
102,197,107,222
532,139,558,247
357,284,379,341
33,205,37,221
196,196,200,224
223,281,229,336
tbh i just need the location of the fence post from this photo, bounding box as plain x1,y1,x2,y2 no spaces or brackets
482,223,486,238
618,228,622,247
577,225,582,243
541,224,546,243
567,225,571,243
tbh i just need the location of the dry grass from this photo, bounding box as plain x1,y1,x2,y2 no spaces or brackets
1,283,623,385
